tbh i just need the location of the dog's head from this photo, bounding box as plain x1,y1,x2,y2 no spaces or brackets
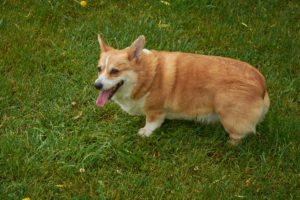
94,35,145,107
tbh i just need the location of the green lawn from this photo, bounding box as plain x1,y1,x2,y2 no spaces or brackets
0,0,299,199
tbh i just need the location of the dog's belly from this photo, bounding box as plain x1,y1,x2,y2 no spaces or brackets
113,95,220,122
166,111,219,123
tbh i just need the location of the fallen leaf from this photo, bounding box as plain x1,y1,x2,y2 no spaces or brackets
56,184,64,188
193,166,200,171
235,195,246,198
158,20,168,28
73,111,83,119
161,1,170,6
241,22,248,27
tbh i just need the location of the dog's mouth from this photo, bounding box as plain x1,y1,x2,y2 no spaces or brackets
96,81,124,107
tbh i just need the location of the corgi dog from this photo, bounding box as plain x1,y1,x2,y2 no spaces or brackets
94,34,269,144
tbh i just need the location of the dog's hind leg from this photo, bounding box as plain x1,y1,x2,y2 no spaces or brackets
216,95,265,144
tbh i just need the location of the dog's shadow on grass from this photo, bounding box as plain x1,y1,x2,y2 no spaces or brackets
124,115,268,155
121,115,228,146
93,107,266,157
93,103,229,145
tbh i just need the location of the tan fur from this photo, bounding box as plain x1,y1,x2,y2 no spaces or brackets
96,35,270,143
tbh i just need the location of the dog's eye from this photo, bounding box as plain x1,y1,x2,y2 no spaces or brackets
110,69,119,75
97,67,102,72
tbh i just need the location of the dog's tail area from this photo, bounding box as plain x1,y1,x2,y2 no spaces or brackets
259,92,270,123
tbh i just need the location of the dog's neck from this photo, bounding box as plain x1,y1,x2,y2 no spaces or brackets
130,51,158,100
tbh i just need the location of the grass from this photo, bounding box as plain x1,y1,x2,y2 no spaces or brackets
0,0,299,199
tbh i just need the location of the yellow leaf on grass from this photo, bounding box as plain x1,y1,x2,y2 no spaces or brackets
73,111,83,119
246,178,251,186
158,20,168,28
161,1,170,6
241,22,248,27
56,184,64,188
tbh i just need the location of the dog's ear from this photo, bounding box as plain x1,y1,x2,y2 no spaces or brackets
128,35,145,61
98,34,113,52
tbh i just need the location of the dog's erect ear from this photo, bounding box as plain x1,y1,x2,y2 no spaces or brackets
98,34,113,52
128,35,145,61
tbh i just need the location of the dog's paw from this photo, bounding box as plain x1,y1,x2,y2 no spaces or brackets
138,128,152,137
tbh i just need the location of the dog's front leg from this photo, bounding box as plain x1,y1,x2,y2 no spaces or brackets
138,111,165,137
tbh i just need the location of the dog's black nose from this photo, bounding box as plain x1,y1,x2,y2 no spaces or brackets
94,82,103,90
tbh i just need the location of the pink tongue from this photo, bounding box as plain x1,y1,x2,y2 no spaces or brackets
96,90,113,107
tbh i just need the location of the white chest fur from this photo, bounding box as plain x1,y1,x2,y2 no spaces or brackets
113,95,146,116
112,83,146,116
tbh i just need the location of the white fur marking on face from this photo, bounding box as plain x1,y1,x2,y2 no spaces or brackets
143,49,152,54
98,59,103,67
95,56,110,85
105,56,110,68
